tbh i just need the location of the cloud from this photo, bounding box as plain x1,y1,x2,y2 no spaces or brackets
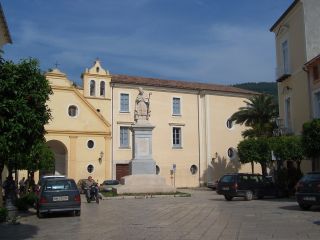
5,12,276,85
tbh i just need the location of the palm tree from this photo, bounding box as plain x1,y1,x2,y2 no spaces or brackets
230,94,278,138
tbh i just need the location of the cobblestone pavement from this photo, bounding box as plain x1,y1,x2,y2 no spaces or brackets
1,189,320,240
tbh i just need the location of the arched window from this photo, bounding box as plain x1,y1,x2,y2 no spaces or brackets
90,80,96,96
100,81,105,97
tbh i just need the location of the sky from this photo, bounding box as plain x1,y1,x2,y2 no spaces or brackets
1,0,293,85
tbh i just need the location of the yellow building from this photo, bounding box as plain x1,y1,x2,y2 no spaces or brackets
44,60,259,187
0,3,12,49
270,0,320,171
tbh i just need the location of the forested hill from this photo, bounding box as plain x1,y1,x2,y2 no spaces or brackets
232,82,278,98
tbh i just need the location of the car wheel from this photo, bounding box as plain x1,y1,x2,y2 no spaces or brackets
75,210,81,216
245,191,253,201
224,195,233,201
299,203,311,210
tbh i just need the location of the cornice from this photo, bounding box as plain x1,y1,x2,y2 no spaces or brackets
46,129,111,137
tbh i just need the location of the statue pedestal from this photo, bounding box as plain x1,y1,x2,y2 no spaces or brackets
116,119,176,194
116,174,176,194
129,120,156,175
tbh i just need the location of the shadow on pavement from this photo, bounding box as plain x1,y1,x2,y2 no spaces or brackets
0,223,39,240
279,205,320,212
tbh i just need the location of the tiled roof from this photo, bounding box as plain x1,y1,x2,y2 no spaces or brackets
111,74,258,95
304,54,320,67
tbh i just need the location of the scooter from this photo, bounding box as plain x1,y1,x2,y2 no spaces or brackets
85,183,99,204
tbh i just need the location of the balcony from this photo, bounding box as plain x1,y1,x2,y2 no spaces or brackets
275,67,291,82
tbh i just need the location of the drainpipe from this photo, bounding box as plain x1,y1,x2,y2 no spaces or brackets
111,83,114,179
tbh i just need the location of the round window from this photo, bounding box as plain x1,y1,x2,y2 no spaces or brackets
87,164,94,173
87,140,94,149
226,119,233,129
68,105,78,117
190,165,198,175
228,148,235,158
156,165,160,175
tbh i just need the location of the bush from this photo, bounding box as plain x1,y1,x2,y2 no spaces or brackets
15,192,37,211
0,207,8,222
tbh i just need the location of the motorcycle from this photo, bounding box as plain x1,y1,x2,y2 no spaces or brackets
85,183,99,204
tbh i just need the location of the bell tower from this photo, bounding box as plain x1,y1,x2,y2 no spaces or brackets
82,59,111,99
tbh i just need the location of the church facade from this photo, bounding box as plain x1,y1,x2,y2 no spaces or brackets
43,60,260,187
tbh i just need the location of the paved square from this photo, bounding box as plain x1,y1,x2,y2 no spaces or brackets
1,189,320,240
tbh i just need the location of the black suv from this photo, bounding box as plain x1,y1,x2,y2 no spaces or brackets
296,172,320,210
216,173,277,201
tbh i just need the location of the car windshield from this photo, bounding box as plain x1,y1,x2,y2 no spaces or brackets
220,175,234,183
44,180,77,191
301,173,320,182
103,180,119,185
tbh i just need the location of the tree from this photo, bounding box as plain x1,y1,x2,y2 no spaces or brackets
269,136,304,171
237,137,271,176
230,94,278,138
0,58,53,206
302,119,320,171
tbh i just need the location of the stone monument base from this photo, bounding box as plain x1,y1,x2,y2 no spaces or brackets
116,174,176,194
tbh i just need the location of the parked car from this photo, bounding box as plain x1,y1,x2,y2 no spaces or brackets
296,172,320,210
99,180,120,192
77,179,89,194
36,178,81,218
38,175,66,186
207,180,218,190
216,173,278,201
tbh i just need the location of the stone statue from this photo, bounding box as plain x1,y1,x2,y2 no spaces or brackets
134,87,151,121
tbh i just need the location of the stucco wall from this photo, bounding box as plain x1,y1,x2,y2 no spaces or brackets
303,0,320,61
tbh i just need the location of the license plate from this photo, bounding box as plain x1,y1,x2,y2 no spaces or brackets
222,187,229,190
303,196,316,201
53,196,69,201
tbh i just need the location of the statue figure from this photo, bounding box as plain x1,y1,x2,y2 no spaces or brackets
134,87,151,121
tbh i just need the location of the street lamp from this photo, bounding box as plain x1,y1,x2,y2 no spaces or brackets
98,151,104,164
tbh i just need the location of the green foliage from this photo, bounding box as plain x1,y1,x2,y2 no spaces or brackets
302,119,320,159
237,137,271,175
269,136,303,162
230,94,278,138
0,207,8,222
233,82,278,99
15,192,38,211
0,58,53,172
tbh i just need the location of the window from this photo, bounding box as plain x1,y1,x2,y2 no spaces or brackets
172,97,181,115
314,91,320,119
68,105,78,117
90,80,96,96
100,81,105,97
227,148,235,158
120,93,129,112
87,164,94,173
282,40,289,74
190,165,198,175
87,140,94,149
313,65,319,81
156,165,160,175
285,97,292,130
172,127,182,148
226,119,233,129
120,127,130,148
